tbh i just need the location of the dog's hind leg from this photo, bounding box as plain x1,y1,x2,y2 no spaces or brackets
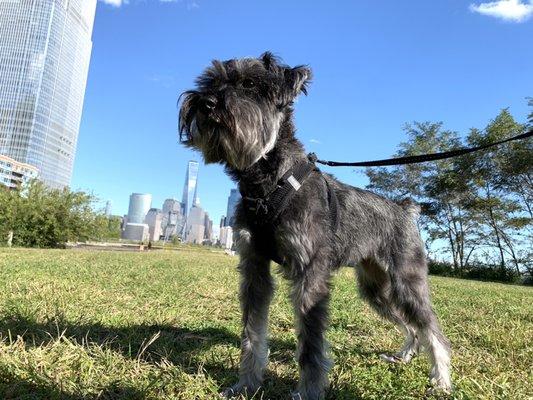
388,252,452,393
357,258,420,364
221,232,274,398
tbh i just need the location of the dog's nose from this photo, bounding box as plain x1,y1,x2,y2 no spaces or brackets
201,96,217,112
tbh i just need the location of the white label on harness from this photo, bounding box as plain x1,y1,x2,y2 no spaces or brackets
287,175,301,191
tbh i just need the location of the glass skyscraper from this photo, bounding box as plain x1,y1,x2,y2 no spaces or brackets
127,193,152,224
181,160,199,221
0,0,97,188
225,188,241,227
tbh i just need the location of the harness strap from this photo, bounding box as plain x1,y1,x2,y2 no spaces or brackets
323,176,339,232
242,155,318,225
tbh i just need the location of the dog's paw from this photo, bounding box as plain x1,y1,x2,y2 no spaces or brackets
290,391,303,400
220,383,259,399
425,382,452,398
379,353,404,363
290,389,325,400
220,386,237,399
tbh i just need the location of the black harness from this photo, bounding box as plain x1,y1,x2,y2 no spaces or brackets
240,154,339,264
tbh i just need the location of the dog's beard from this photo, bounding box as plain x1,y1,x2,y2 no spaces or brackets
181,94,282,170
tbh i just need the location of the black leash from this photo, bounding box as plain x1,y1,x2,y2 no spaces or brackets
312,129,533,168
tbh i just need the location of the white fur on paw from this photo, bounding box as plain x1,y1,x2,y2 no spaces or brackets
220,387,236,398
290,391,303,400
380,353,403,363
426,382,452,397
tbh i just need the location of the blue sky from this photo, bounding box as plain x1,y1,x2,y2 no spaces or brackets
72,0,533,226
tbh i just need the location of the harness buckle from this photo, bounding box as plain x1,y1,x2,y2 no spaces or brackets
245,197,269,217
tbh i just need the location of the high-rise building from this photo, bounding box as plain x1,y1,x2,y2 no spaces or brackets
0,154,38,189
145,208,163,242
162,198,182,215
0,0,97,188
122,193,152,241
204,212,213,241
225,188,241,227
181,160,199,221
161,198,184,239
126,193,152,224
219,226,233,250
184,204,206,244
105,200,112,216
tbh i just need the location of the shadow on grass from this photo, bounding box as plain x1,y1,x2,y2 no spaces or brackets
0,314,381,399
0,372,147,400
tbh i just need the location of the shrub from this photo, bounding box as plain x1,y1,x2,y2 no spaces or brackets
428,259,521,284
0,181,119,248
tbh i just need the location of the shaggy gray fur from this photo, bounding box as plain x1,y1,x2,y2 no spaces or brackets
179,52,451,400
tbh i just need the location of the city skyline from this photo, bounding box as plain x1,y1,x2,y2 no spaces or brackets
0,0,97,188
69,1,532,224
117,157,228,243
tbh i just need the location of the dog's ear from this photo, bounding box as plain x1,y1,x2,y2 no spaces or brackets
260,52,312,104
260,51,279,71
285,65,312,97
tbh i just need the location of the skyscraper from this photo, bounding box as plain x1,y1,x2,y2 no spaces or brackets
126,193,152,224
181,160,199,220
162,198,182,215
105,200,112,216
184,204,205,244
0,0,97,188
122,193,151,241
203,212,213,241
145,208,163,242
225,188,241,227
161,198,184,238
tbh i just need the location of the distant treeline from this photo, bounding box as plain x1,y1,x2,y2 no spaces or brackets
0,181,121,248
366,105,532,284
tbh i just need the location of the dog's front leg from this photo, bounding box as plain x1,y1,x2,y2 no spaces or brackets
291,267,332,400
222,245,273,398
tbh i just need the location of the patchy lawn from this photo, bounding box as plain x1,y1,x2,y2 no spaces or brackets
0,248,531,399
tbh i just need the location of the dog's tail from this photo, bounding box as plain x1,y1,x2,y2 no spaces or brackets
398,197,421,219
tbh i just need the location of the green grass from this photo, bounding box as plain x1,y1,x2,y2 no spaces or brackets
0,248,531,400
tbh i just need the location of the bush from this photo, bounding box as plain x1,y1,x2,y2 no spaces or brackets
428,259,521,284
0,181,120,248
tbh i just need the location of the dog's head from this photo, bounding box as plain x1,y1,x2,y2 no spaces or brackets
179,52,312,170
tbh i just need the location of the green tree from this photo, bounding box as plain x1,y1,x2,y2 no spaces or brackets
366,111,531,277
366,122,481,270
0,180,113,248
465,110,532,276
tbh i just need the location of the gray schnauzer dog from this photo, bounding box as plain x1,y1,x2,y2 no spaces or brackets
179,52,451,400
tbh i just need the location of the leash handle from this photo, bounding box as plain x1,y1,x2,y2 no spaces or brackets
314,129,533,168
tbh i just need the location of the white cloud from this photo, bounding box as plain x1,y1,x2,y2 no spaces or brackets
187,1,199,10
99,0,128,7
99,0,199,8
469,0,533,22
148,73,176,87
309,138,321,144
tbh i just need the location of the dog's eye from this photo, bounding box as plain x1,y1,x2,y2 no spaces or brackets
241,79,255,89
